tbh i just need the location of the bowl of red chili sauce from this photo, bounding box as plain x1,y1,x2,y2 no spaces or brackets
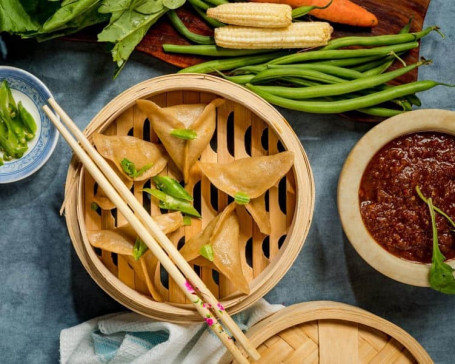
338,109,455,286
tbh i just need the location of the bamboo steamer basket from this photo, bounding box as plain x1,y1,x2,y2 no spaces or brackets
64,74,315,322
219,301,433,364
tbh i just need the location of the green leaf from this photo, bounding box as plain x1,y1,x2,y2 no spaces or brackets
41,0,101,33
0,0,39,33
99,0,132,14
234,192,250,205
427,198,455,294
183,215,192,226
98,7,167,72
133,237,148,260
200,244,214,262
135,0,165,14
163,0,186,10
170,128,197,140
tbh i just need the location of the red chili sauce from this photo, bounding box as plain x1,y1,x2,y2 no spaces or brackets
359,132,455,263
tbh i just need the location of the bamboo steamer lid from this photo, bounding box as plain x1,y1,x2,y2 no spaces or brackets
64,74,315,322
219,301,433,364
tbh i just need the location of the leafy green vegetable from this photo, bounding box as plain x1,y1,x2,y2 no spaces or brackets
163,0,186,10
40,0,101,33
170,128,197,140
0,0,185,76
120,158,152,178
426,198,455,294
0,0,39,33
200,244,214,262
133,237,148,260
183,215,192,226
97,2,168,77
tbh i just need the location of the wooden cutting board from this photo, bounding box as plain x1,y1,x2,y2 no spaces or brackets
218,301,433,364
67,0,431,121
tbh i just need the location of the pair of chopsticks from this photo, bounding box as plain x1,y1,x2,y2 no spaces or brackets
43,99,259,364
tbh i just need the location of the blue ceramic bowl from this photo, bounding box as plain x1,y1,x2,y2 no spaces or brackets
0,66,58,183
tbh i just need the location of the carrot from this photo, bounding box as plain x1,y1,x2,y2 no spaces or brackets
249,0,379,27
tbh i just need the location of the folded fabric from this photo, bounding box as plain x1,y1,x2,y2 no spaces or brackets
60,299,283,364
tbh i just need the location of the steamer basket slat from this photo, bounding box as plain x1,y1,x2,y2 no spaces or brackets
219,302,433,364
65,74,315,322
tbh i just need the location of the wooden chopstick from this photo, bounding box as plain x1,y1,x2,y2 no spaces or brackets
44,100,260,363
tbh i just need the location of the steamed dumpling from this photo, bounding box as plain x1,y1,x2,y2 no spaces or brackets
93,133,168,181
86,212,183,301
179,203,250,294
198,151,294,199
136,98,224,183
198,151,294,234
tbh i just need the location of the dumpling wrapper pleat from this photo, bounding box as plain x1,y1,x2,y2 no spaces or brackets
93,133,168,181
197,151,294,199
136,98,224,183
179,203,250,294
86,212,183,301
245,195,271,235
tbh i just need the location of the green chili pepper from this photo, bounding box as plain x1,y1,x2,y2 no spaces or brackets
133,237,148,260
144,188,201,217
234,192,250,205
18,101,37,134
120,158,152,178
200,244,214,262
153,175,193,201
170,128,198,140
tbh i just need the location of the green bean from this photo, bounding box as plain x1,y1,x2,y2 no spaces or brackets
362,60,396,77
204,0,227,5
268,64,364,79
270,42,419,65
352,57,390,72
187,0,210,10
253,60,428,100
216,73,255,84
316,55,387,68
357,107,404,117
179,52,286,73
251,68,347,85
322,26,439,50
191,3,225,27
282,77,319,87
292,0,333,19
163,44,273,57
406,93,422,106
246,81,449,113
167,10,214,45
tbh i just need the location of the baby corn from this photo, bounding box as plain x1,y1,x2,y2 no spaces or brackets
214,22,333,49
207,3,292,28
